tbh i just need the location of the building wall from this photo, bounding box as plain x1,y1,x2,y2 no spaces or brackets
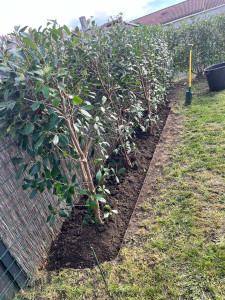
165,5,225,27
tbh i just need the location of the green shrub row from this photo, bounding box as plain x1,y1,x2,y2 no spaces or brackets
0,21,171,224
166,13,225,76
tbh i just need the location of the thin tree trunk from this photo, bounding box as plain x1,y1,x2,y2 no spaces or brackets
117,124,133,169
55,81,104,224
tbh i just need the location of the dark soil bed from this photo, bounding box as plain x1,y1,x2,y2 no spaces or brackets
46,104,170,270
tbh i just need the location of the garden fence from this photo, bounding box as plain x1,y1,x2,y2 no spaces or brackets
0,139,63,299
0,133,116,299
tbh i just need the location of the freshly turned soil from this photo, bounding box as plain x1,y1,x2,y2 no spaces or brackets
46,104,170,270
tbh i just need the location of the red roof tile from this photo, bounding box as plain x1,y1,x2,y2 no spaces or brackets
133,0,225,25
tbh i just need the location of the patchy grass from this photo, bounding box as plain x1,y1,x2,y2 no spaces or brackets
15,80,225,300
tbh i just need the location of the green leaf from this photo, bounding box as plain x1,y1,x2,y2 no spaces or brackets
49,114,60,130
22,37,38,50
111,209,118,214
63,25,71,35
78,188,87,195
93,158,103,163
59,83,65,91
45,169,51,178
34,69,43,76
69,186,74,194
73,124,79,132
31,102,41,111
52,57,58,67
96,170,102,182
104,212,110,219
35,133,46,149
66,197,72,205
43,157,48,168
104,188,110,194
72,36,79,46
51,166,59,179
12,157,24,165
72,153,80,159
30,189,37,199
42,85,49,99
29,162,41,175
49,216,56,227
38,183,45,193
20,32,32,39
43,66,52,75
54,183,62,188
73,95,83,104
19,26,28,32
24,123,34,134
90,200,98,210
63,174,69,184
72,174,76,183
117,168,126,175
47,108,54,116
14,25,20,32
58,209,67,217
80,109,92,118
15,76,26,84
59,134,69,146
67,162,72,172
86,198,90,207
48,153,55,166
53,135,59,145
15,164,27,180
94,194,106,203
48,204,53,211
0,66,11,72
4,90,9,101
22,183,31,190
83,215,94,225
46,180,52,189
55,188,64,195
82,105,94,111
58,196,65,204
52,98,60,107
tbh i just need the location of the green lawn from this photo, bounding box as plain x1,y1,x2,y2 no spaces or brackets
15,79,225,300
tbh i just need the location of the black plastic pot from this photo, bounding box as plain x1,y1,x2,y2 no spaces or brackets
205,62,225,92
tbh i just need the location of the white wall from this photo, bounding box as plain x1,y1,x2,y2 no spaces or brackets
166,5,225,27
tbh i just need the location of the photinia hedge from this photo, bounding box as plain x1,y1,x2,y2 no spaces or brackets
166,14,225,77
0,20,171,225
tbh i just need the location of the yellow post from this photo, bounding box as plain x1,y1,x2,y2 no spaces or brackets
186,44,194,105
189,48,192,88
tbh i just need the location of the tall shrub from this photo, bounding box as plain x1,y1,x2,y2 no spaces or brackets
0,20,172,225
166,14,225,76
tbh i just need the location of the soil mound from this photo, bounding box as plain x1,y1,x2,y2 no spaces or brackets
46,105,170,270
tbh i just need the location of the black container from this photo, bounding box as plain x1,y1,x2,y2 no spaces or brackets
205,62,225,92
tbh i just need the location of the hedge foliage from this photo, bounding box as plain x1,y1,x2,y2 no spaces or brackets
0,21,171,224
166,13,225,76
1,12,225,223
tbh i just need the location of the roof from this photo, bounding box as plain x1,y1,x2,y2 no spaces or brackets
132,0,225,25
